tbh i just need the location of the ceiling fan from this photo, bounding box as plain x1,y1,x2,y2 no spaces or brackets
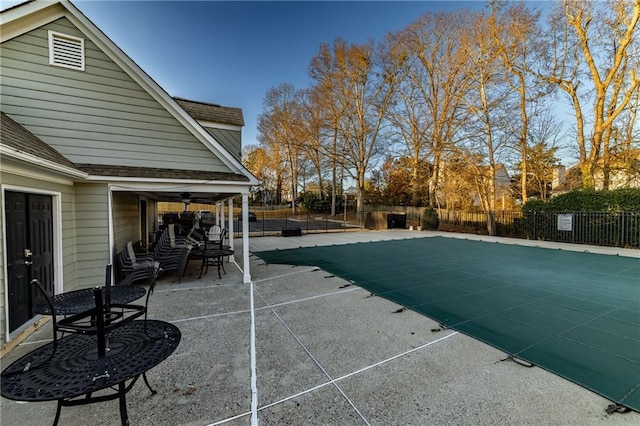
170,192,212,208
179,192,193,205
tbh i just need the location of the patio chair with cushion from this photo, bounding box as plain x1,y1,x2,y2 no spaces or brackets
208,224,222,242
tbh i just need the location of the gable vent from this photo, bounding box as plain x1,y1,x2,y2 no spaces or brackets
48,31,85,71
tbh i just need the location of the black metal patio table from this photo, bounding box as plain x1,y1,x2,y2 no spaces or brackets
32,285,147,316
1,319,181,426
190,242,234,279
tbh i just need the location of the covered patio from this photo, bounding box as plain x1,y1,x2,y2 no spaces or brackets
2,231,638,425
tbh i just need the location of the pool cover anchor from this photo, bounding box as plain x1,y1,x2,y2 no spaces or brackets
431,320,449,333
606,403,631,415
500,355,534,368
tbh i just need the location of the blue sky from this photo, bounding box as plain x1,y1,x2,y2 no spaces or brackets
70,0,491,148
4,1,566,160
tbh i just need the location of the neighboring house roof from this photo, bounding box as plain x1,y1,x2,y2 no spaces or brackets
553,154,640,193
174,98,244,127
552,165,583,193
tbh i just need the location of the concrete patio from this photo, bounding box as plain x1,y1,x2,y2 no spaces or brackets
1,230,639,425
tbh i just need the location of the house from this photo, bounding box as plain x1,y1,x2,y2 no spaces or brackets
438,161,512,210
552,152,640,194
0,0,258,348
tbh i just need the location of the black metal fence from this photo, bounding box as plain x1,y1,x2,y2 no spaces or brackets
229,211,363,238
361,208,640,249
165,207,639,249
518,211,640,248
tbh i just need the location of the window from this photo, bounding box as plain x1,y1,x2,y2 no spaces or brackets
48,31,85,71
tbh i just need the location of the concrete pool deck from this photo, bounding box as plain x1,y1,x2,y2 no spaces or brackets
2,230,638,425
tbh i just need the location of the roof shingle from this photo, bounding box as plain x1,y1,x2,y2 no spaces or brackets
1,111,77,169
75,164,249,181
174,97,244,127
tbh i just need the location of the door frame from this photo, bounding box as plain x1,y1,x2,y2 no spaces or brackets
1,184,63,341
139,196,148,246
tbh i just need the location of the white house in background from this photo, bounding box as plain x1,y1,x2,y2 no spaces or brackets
552,151,640,194
0,0,258,348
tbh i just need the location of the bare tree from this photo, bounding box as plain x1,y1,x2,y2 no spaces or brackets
461,12,513,230
308,40,349,216
379,28,430,206
391,11,475,208
242,145,271,204
330,39,398,216
258,83,303,212
542,0,640,188
490,2,546,203
257,87,293,206
609,84,640,186
297,88,329,200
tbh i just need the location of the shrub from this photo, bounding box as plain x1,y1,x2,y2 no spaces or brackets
520,188,640,248
422,207,439,230
522,188,640,212
521,198,545,213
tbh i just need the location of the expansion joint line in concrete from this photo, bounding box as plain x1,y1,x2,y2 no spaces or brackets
153,281,239,293
257,286,370,425
169,287,361,324
205,281,460,425
255,286,361,311
252,266,323,283
249,280,258,426
254,287,371,426
258,331,460,414
201,331,461,426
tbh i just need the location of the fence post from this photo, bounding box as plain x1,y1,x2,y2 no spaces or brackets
621,212,625,248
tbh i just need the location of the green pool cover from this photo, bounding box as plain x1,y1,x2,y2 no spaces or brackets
256,237,640,412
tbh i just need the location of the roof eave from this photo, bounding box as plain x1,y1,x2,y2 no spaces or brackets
0,145,88,179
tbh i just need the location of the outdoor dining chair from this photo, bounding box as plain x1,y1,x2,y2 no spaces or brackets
207,224,222,242
118,241,161,286
153,226,192,282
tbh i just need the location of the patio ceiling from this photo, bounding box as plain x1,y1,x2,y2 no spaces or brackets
134,190,236,205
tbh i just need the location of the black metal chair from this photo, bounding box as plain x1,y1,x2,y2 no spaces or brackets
118,241,161,286
191,228,234,279
3,263,178,426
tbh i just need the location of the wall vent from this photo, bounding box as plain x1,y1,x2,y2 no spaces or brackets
48,31,85,71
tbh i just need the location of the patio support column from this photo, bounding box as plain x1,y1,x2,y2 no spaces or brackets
220,199,226,231
228,197,235,262
242,193,251,283
215,202,221,226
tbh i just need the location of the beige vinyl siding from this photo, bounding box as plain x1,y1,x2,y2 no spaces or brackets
73,183,109,289
112,192,142,258
0,168,77,346
206,128,242,163
0,18,233,173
